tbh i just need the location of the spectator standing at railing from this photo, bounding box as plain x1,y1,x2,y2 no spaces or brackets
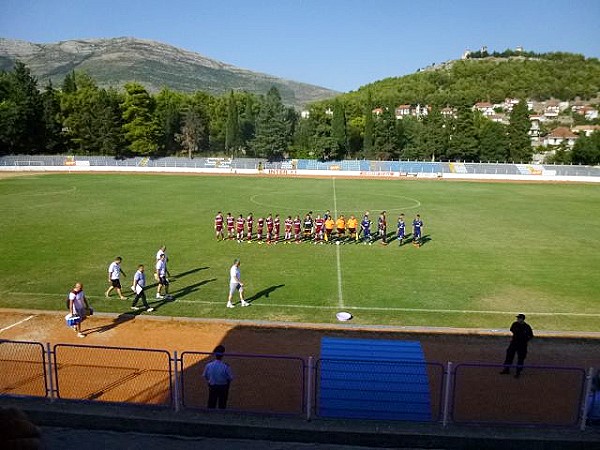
500,313,534,378
203,345,234,409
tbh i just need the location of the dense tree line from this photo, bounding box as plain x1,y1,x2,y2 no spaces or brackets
1,60,599,164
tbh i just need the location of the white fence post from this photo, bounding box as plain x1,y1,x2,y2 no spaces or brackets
173,350,180,412
580,367,595,431
306,356,314,421
442,361,453,428
45,342,56,402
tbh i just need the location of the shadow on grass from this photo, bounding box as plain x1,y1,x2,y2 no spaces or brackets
245,284,285,305
171,266,209,280
83,311,137,335
164,278,217,302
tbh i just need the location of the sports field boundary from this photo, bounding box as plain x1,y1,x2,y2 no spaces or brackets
2,308,600,340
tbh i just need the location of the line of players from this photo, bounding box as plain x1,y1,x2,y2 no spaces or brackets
215,211,424,247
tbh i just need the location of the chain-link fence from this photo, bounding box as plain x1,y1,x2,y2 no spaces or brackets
53,344,173,406
0,340,48,397
451,363,587,426
0,339,596,429
180,351,305,414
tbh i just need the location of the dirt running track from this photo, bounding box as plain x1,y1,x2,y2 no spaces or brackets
1,308,599,425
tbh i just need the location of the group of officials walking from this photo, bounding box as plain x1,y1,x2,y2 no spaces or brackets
67,246,173,338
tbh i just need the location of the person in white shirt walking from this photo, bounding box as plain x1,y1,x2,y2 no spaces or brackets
227,258,248,308
156,245,167,262
68,282,90,338
131,264,154,312
155,253,172,300
105,256,127,300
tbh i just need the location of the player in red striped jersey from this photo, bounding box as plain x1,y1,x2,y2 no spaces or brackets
272,214,280,244
226,212,235,240
293,215,302,244
266,213,274,244
256,216,265,243
284,216,293,243
314,214,324,244
236,214,245,243
246,213,254,242
214,212,224,240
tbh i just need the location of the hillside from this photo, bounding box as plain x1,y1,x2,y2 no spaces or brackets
338,52,600,107
0,37,338,107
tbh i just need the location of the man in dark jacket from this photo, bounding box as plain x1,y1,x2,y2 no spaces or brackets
500,313,534,378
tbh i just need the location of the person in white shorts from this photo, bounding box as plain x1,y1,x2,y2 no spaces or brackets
227,258,248,308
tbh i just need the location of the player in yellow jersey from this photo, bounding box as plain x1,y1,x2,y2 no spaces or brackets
346,215,358,242
335,215,346,243
324,216,335,242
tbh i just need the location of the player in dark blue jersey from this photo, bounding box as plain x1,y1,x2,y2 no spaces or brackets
412,214,424,247
360,215,372,244
397,213,406,245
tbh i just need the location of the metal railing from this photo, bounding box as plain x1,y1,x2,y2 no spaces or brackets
0,339,596,429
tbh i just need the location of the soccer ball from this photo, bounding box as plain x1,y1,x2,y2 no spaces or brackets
336,241,340,245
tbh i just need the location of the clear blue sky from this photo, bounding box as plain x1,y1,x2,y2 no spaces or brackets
2,0,599,92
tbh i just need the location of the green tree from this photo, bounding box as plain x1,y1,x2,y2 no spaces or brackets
155,88,185,156
0,61,44,154
40,80,65,153
507,99,532,162
61,73,124,155
61,70,77,94
478,119,509,162
176,96,210,158
447,106,479,161
331,100,347,159
571,131,600,165
419,107,449,160
225,91,241,156
121,82,160,155
363,92,374,158
251,87,291,159
372,107,400,160
239,94,257,152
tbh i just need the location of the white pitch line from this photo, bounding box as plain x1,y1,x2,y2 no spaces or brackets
5,291,600,318
0,315,34,334
172,299,600,317
332,177,344,309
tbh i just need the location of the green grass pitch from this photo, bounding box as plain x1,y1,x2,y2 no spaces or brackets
1,173,599,332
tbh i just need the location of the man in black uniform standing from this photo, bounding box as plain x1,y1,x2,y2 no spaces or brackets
500,313,534,378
